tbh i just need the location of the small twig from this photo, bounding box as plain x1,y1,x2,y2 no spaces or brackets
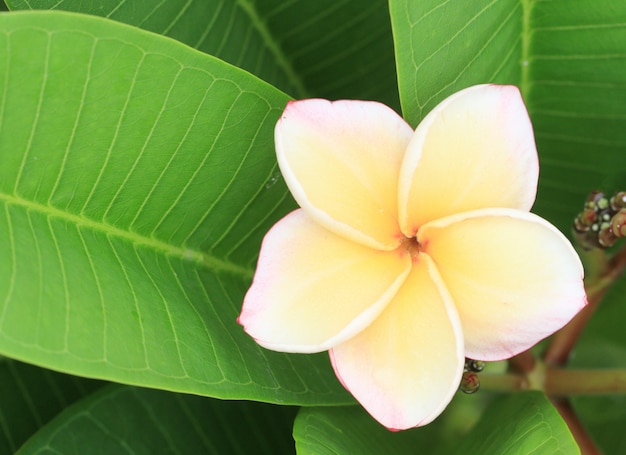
539,243,626,455
543,243,626,366
480,368,626,395
507,348,535,374
546,368,626,396
479,373,529,392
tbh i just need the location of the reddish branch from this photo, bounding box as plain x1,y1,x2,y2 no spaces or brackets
544,244,626,367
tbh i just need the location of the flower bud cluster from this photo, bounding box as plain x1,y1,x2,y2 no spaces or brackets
573,190,626,249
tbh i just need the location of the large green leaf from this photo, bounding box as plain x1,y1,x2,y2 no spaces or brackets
451,392,579,454
0,10,351,405
293,405,442,455
390,0,626,236
293,393,576,454
0,359,102,454
7,0,400,110
526,1,626,232
17,384,297,454
390,0,522,125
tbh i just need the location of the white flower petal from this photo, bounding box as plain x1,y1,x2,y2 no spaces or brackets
419,208,586,360
239,210,412,353
399,85,538,236
330,254,464,430
276,99,414,250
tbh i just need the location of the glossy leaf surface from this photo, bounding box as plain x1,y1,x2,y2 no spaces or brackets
294,405,436,455
8,0,400,110
294,393,577,454
450,392,579,454
0,10,350,405
17,384,297,455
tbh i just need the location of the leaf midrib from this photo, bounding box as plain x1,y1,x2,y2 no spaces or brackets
0,191,254,280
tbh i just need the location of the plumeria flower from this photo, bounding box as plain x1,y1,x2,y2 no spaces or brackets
238,85,586,430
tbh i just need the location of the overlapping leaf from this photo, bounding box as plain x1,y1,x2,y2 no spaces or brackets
0,359,102,454
450,392,579,454
390,0,522,124
17,384,297,454
527,1,626,232
294,406,440,455
7,0,400,110
294,393,577,454
390,0,626,235
0,11,351,405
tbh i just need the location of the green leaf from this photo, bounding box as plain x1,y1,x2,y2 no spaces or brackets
7,0,400,110
389,0,626,236
293,393,494,455
390,0,522,125
0,10,350,405
524,1,626,233
451,392,579,455
17,384,297,455
293,406,440,455
0,359,102,454
293,394,578,454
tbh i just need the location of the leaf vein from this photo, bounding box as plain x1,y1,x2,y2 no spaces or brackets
106,235,149,369
235,0,309,97
102,64,185,223
105,0,127,18
192,0,225,49
77,226,107,362
80,51,147,215
418,0,520,111
161,0,194,35
134,249,190,379
13,30,51,195
48,35,97,206
46,215,70,352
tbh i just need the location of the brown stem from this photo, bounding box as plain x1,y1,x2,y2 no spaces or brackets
543,243,626,366
508,348,535,374
546,368,626,396
480,368,626,395
479,373,529,392
551,399,601,455
542,286,606,366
